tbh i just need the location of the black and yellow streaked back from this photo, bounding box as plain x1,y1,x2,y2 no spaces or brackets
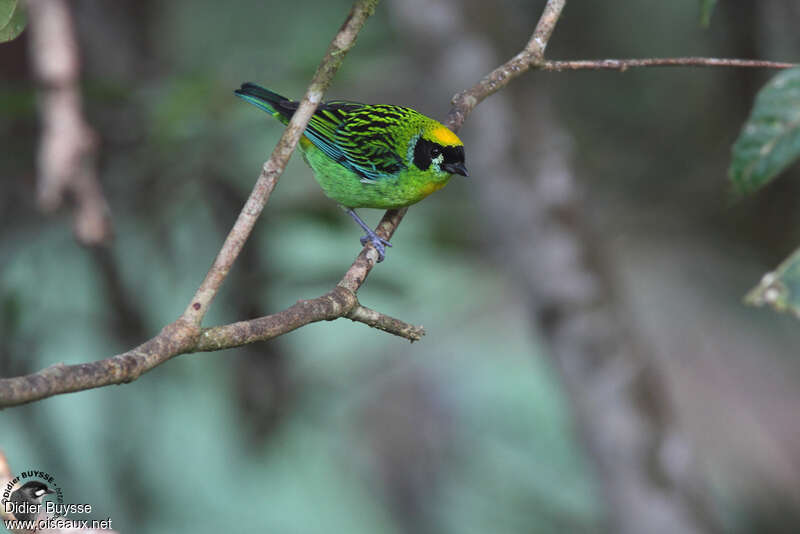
235,82,465,184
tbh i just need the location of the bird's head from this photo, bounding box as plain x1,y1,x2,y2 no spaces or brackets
411,121,468,179
16,481,55,504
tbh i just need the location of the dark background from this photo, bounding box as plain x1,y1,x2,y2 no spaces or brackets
2,1,800,532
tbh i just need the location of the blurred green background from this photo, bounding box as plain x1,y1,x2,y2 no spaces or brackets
2,1,800,533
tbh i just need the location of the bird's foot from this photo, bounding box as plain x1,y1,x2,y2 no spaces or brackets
345,208,392,262
359,231,392,262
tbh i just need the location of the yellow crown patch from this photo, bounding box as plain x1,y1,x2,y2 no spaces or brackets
431,125,462,146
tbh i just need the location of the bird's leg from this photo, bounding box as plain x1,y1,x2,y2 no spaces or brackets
345,208,392,262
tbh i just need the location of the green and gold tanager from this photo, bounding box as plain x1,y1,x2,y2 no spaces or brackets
235,83,468,262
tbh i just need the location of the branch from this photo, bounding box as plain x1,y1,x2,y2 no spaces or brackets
195,288,356,351
182,0,380,326
185,0,573,351
0,0,568,408
26,0,111,246
542,57,797,71
0,0,390,409
0,288,421,408
346,304,425,342
446,0,566,131
8,0,791,409
329,0,571,332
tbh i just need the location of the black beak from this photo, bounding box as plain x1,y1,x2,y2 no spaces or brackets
443,161,469,177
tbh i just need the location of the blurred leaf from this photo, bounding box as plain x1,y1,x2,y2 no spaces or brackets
699,0,716,27
729,67,800,195
0,0,26,43
0,0,14,28
745,248,800,320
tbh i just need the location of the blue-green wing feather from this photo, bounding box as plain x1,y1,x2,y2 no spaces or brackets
305,104,406,181
329,106,411,180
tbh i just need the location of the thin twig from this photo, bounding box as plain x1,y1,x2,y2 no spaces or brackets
195,287,424,350
542,57,797,71
447,0,567,131
347,304,426,342
195,288,357,351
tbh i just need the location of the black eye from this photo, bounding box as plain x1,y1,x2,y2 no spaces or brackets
430,146,441,157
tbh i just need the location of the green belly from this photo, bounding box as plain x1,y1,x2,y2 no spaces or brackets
300,140,451,209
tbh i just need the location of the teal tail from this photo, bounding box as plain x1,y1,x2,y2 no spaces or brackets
234,83,296,124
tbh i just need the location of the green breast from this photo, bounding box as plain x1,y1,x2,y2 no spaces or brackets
300,140,452,209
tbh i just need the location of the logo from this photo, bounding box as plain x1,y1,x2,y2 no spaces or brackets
1,469,111,531
2,470,63,523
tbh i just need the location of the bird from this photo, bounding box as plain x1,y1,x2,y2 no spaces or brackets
235,83,468,262
8,480,54,522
